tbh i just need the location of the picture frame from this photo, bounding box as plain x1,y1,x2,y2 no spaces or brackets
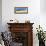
14,7,28,14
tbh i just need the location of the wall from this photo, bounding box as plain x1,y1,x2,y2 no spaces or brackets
0,0,2,32
2,0,46,46
2,0,40,31
40,0,46,13
40,0,46,31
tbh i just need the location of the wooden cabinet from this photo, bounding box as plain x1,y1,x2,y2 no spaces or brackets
7,23,34,46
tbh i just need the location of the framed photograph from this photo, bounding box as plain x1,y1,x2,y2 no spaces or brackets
14,7,28,14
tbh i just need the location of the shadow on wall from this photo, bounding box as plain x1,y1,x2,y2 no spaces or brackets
44,0,46,11
0,0,2,32
40,0,46,13
0,17,2,32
